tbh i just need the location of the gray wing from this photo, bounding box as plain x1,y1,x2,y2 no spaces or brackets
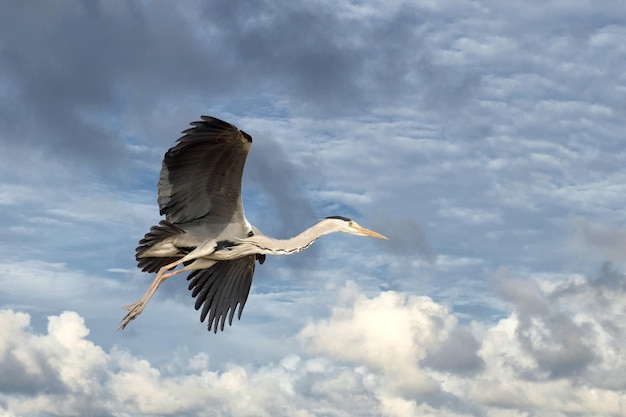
158,116,253,225
187,255,261,333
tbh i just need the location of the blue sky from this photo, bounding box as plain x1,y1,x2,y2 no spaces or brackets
1,1,626,416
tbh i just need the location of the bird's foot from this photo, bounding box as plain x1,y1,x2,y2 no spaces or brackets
118,301,145,330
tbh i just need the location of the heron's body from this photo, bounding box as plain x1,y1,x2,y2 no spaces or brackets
120,116,386,332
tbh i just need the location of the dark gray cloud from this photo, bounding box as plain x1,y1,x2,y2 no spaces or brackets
196,1,468,114
421,327,485,375
0,348,65,395
586,261,626,291
368,213,435,262
244,130,326,272
0,0,478,179
524,314,596,379
547,262,626,388
490,268,603,379
552,261,626,299
1,2,132,171
244,133,317,236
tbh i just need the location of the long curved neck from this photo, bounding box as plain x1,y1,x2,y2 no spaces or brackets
248,221,337,255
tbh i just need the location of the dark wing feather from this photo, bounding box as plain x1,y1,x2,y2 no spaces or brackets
136,220,186,272
187,255,256,333
158,116,253,224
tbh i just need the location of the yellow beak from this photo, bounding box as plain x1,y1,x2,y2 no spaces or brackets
353,224,388,240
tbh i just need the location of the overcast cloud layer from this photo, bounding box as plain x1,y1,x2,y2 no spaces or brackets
1,1,626,416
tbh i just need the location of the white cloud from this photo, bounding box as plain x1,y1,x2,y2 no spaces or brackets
0,309,312,417
299,289,453,394
2,264,626,417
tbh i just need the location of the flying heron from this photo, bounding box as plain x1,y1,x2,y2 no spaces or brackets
120,116,387,332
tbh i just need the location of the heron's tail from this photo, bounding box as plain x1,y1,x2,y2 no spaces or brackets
135,220,186,273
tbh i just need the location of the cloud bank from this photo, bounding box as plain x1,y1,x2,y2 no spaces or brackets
2,264,625,417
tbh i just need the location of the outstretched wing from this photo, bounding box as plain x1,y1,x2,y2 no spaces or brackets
187,255,263,333
158,116,253,225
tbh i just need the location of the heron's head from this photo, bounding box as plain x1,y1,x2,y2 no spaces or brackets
324,216,387,239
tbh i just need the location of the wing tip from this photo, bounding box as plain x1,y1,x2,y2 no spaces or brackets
195,115,253,143
187,257,257,333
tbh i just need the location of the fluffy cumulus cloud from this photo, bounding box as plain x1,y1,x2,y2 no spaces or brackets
2,268,625,417
299,286,456,394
